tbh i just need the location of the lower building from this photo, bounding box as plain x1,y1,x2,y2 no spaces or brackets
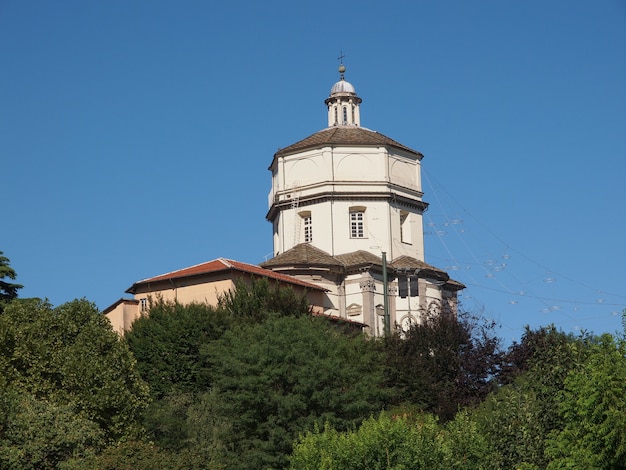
104,258,330,334
261,243,464,336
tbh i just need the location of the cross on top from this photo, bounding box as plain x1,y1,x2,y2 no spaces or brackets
337,51,345,64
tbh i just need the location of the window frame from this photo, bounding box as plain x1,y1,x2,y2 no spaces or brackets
349,206,366,239
400,210,412,244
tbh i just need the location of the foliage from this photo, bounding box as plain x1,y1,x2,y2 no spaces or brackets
290,410,490,469
0,383,103,470
383,309,502,420
125,278,312,400
217,276,311,322
472,378,545,469
180,388,234,469
0,251,22,312
290,412,444,469
0,298,150,445
473,325,589,469
140,389,232,468
546,334,626,469
59,440,185,470
441,410,491,469
202,315,389,469
499,324,588,386
141,392,197,451
125,300,232,399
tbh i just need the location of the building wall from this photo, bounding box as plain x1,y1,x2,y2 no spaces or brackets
270,144,425,261
105,273,327,334
280,268,450,337
105,299,141,335
131,277,235,306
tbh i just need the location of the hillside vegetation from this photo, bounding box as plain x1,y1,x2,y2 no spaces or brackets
1,269,625,469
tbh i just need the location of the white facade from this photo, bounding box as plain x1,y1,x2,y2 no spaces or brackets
263,66,463,335
269,143,426,261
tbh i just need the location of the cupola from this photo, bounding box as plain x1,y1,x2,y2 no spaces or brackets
325,64,362,127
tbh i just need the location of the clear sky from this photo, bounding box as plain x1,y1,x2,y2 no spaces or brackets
2,1,625,345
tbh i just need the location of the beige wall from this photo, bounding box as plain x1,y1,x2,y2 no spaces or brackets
105,273,326,334
131,277,235,306
104,299,141,335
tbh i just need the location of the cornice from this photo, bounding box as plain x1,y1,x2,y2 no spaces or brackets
266,191,429,221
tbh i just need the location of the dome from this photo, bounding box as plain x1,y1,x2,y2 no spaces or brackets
330,79,356,94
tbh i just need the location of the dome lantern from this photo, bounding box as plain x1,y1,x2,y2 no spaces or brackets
325,64,362,127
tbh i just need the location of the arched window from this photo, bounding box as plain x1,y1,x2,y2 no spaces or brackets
342,106,348,124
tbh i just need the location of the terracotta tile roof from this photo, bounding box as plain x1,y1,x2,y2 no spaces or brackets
260,244,343,269
274,127,423,158
127,258,326,293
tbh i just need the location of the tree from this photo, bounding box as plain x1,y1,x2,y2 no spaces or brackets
201,315,389,469
125,277,313,400
0,382,104,470
217,276,312,322
0,298,150,448
125,279,322,463
473,325,590,469
290,413,445,469
290,410,490,469
546,334,626,469
0,251,22,312
125,300,232,399
59,440,185,470
383,309,502,420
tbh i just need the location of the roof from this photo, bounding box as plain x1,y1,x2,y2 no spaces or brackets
126,258,327,293
260,244,343,269
390,255,447,273
390,255,466,289
335,250,383,268
330,78,356,94
101,297,139,315
261,246,464,289
274,127,423,159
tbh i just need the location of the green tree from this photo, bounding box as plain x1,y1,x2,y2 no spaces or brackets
125,279,320,461
125,277,312,400
202,315,389,469
383,309,502,420
290,410,490,469
0,298,150,446
0,251,22,312
59,440,185,470
546,334,626,469
125,300,232,399
217,276,312,322
290,413,445,469
0,382,104,470
473,325,589,469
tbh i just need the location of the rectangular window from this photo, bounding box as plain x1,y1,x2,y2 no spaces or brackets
140,298,148,313
400,211,411,244
303,215,312,242
350,211,365,238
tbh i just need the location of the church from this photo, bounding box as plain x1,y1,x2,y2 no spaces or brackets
104,64,463,336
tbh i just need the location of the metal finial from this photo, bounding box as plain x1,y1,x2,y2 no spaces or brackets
337,51,346,79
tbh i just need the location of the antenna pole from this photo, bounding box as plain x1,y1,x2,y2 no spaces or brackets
382,252,390,336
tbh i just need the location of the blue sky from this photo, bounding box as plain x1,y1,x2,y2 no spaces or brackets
2,1,625,345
